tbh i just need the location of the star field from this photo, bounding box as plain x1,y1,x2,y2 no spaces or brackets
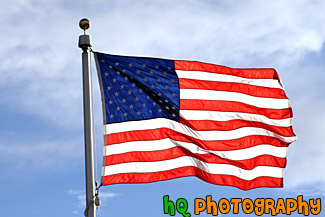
95,53,180,124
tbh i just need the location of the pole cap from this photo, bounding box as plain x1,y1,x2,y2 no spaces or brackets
79,18,90,31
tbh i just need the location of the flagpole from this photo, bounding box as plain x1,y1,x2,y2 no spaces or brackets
78,18,96,217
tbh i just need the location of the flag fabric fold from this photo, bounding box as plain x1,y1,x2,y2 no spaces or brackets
94,52,296,190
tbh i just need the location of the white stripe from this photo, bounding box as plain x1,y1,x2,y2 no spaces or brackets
104,138,288,160
176,70,283,89
104,118,297,143
180,89,290,109
180,110,293,127
102,156,284,180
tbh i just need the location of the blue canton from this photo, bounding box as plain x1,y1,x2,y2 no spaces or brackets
96,53,180,124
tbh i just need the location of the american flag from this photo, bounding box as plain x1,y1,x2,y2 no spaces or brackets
94,52,296,190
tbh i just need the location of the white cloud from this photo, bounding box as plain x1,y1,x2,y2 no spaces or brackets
278,43,325,189
289,186,325,197
0,133,84,173
100,191,120,199
68,189,86,215
91,0,325,63
68,189,119,215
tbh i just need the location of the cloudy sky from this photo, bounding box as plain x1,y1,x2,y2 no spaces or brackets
1,0,325,216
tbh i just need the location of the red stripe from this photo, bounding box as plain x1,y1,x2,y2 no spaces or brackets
179,118,295,137
101,166,283,190
175,60,280,80
180,99,292,119
105,128,290,150
104,147,286,170
179,78,286,98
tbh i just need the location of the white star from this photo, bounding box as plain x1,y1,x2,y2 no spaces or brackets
132,83,136,87
163,72,167,76
116,71,120,75
115,92,119,96
110,114,114,118
143,103,146,107
122,98,126,103
165,85,168,89
101,60,105,63
158,109,162,113
149,110,152,113
146,95,150,99
113,78,117,83
120,85,124,89
142,64,146,68
166,106,169,110
150,71,154,75
125,77,128,81
157,78,161,83
172,93,176,97
139,89,143,93
116,106,120,111
165,99,169,103
155,65,159,69
172,113,176,117
172,106,175,110
129,63,133,67
115,62,119,66
130,104,134,109
122,69,126,73
136,97,139,101
105,72,108,76
167,67,171,70
123,112,128,117
151,84,155,89
136,70,140,74
128,90,132,95
171,79,175,83
158,93,162,96
137,111,141,115
107,86,112,90
109,65,113,69
109,100,113,104
144,78,147,82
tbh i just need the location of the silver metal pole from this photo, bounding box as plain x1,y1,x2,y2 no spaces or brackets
78,18,96,217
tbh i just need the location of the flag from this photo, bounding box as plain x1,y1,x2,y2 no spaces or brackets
94,52,296,190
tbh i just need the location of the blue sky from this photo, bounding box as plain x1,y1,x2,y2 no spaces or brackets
1,0,325,216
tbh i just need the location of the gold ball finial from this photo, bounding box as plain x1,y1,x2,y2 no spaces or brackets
79,18,90,31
